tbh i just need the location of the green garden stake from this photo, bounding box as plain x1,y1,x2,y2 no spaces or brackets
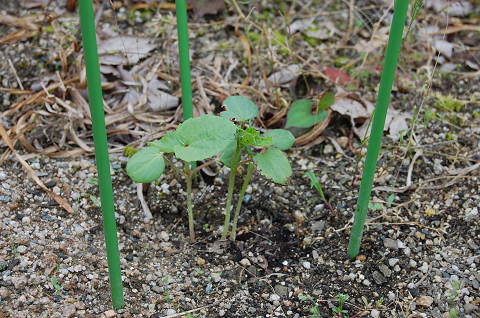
175,0,196,172
78,0,124,308
347,0,409,259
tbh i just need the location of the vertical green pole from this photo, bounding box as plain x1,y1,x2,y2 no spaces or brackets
175,0,194,120
78,0,124,308
175,0,196,173
347,0,409,258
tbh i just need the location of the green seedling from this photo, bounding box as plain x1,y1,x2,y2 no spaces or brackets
448,281,460,318
51,276,62,296
332,293,349,317
127,114,237,242
89,195,100,207
304,169,335,214
85,177,98,185
219,96,294,240
127,96,294,242
298,293,321,318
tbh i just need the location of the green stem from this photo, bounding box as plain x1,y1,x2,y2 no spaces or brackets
163,155,187,177
78,0,124,309
347,0,408,258
221,143,241,240
184,163,195,243
230,162,255,241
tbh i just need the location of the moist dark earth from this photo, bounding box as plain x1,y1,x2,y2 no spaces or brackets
1,0,480,317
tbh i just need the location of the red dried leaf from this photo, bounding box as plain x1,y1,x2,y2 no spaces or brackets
324,67,352,85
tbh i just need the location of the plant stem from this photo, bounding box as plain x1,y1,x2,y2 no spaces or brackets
347,0,408,259
221,143,241,240
184,163,195,243
230,162,255,241
163,155,186,177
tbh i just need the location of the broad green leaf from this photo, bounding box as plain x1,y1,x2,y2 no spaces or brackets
149,131,179,153
285,99,327,128
263,129,295,150
126,147,165,183
221,96,258,122
218,140,239,168
239,126,273,147
174,115,237,162
318,91,335,111
253,146,292,185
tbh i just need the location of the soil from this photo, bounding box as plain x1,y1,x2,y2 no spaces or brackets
0,1,479,318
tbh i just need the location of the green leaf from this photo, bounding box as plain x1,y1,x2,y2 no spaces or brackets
221,96,258,122
173,115,237,162
239,126,273,147
149,131,180,153
263,129,295,150
318,91,334,111
218,140,240,168
253,146,292,184
285,99,327,128
126,147,165,183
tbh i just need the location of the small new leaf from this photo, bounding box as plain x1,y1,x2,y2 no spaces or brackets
239,127,273,147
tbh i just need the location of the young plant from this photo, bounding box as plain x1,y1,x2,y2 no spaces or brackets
126,114,237,243
332,293,349,317
219,96,295,240
298,293,321,318
303,169,335,214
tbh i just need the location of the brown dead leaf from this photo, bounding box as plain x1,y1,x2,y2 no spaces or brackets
331,94,412,141
0,14,38,30
97,36,156,65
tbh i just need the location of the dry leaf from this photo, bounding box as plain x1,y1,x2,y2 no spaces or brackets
97,36,156,65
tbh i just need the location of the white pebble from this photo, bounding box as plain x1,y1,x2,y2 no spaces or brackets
240,258,251,267
302,262,311,269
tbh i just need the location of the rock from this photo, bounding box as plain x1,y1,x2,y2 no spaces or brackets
62,304,76,318
336,136,348,148
372,271,387,285
211,272,221,283
416,295,434,307
274,285,288,296
240,258,251,267
383,238,399,250
0,286,10,298
323,144,334,155
302,262,311,269
311,220,325,234
464,303,479,314
11,276,27,290
371,309,380,318
104,309,117,318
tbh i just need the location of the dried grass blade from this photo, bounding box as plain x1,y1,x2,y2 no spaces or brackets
0,121,74,213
